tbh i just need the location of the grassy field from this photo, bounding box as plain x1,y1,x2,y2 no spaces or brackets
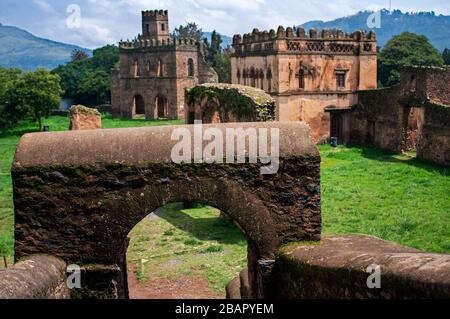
0,115,449,294
127,203,247,296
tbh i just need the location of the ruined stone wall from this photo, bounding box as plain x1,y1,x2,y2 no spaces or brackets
349,86,404,152
0,255,69,299
347,67,450,165
418,102,450,166
425,67,450,106
267,235,450,299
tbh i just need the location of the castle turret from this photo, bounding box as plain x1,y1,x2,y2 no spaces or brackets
142,10,170,42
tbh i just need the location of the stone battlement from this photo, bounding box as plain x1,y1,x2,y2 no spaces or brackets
119,36,199,50
142,9,168,17
232,27,376,55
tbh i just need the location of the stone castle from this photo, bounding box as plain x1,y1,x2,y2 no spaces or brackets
111,10,217,120
230,27,377,142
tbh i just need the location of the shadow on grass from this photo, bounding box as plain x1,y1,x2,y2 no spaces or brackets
350,144,449,175
154,204,247,246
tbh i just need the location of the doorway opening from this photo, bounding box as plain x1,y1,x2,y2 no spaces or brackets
125,203,248,299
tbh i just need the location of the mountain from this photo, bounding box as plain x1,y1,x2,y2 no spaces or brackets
203,31,233,48
299,9,450,51
0,23,91,71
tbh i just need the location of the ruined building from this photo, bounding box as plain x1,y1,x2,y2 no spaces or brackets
230,27,377,142
338,66,450,166
111,10,217,120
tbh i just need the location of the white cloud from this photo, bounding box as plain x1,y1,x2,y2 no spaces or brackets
2,0,449,49
34,0,55,13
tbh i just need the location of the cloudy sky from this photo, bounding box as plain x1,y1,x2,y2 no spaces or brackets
0,0,449,49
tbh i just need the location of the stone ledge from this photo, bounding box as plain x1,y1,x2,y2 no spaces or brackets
0,254,69,299
270,234,450,299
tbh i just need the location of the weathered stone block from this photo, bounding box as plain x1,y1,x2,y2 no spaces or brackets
69,105,101,131
269,234,450,299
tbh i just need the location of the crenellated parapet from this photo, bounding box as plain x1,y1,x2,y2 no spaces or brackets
232,26,377,56
142,9,168,17
119,36,200,51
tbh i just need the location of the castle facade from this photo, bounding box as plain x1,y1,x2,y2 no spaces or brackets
230,27,377,142
111,10,217,120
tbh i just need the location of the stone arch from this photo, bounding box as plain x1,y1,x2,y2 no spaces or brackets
187,58,194,77
12,122,320,299
132,94,145,116
154,95,168,118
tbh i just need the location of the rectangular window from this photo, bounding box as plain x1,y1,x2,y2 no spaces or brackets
161,23,165,31
336,72,346,89
146,24,150,35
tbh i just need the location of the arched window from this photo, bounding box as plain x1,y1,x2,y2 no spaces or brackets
266,69,272,92
157,59,163,77
259,69,264,90
250,67,256,87
187,58,194,77
146,61,151,75
133,59,140,77
299,69,305,89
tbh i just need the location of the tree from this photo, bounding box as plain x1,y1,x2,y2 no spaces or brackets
378,32,444,86
172,22,203,41
0,68,22,124
53,44,119,106
443,48,450,65
204,31,223,67
92,45,119,70
2,69,62,130
71,49,89,62
78,69,111,106
213,49,231,83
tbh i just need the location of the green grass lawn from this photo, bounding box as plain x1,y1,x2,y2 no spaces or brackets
127,203,247,295
320,145,449,253
0,114,449,289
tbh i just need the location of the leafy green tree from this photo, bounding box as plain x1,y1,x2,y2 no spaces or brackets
2,69,62,130
172,22,203,41
53,44,119,106
378,32,444,86
78,69,110,106
214,49,231,83
0,68,22,123
443,48,450,65
92,45,119,70
204,31,223,67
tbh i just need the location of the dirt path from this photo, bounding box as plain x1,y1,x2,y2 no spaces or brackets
127,264,224,299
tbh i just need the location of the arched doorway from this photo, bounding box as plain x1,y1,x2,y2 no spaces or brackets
133,95,145,117
155,95,168,118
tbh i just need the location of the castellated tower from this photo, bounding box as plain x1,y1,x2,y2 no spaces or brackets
111,10,217,120
142,10,170,42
